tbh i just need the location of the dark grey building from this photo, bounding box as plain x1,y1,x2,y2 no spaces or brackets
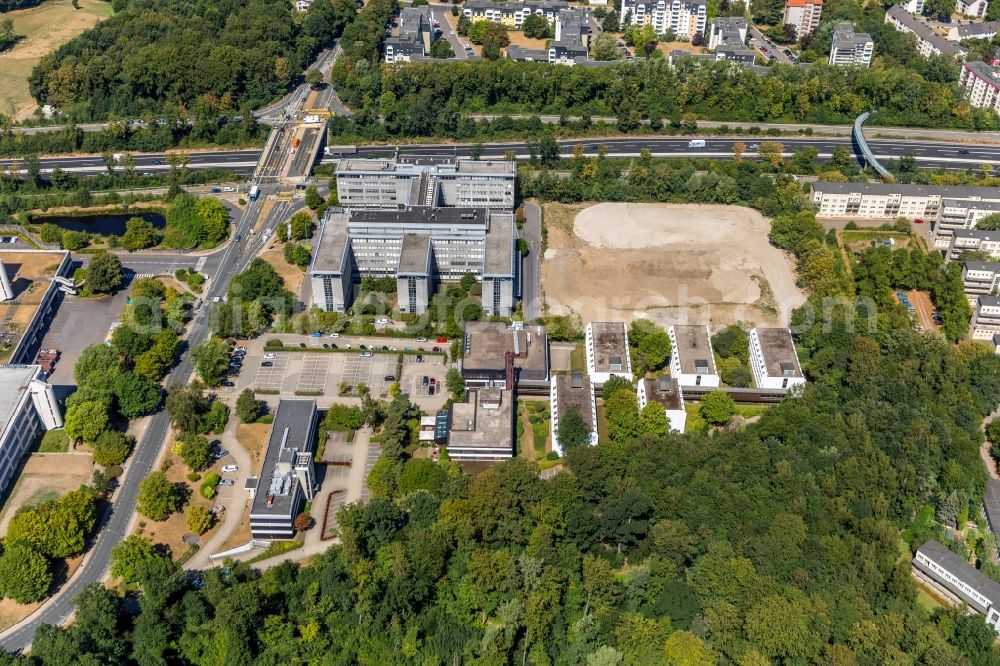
386,6,435,64
461,321,550,388
248,399,318,540
913,540,1000,632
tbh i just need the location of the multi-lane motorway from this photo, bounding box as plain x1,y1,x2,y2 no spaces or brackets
3,136,999,177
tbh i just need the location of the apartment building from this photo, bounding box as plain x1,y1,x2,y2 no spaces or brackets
585,322,633,386
550,373,598,455
248,400,317,540
913,540,1000,633
973,294,1000,340
960,61,1000,114
461,321,550,389
463,0,568,27
984,479,1000,540
636,375,687,433
620,0,707,40
885,6,968,59
748,327,806,391
310,207,517,316
446,388,515,461
948,20,1000,41
950,229,1000,261
0,365,62,494
668,325,720,388
829,22,873,67
938,199,1000,249
549,8,590,65
708,17,746,49
961,261,1000,306
335,156,516,212
385,6,435,64
783,0,822,38
956,0,989,18
902,0,924,12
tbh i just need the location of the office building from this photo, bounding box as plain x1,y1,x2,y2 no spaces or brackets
668,325,720,388
0,250,73,365
248,399,318,540
445,388,515,461
783,0,822,38
463,0,568,27
550,373,598,455
585,322,633,386
938,199,1000,249
885,6,968,59
619,0,707,40
310,207,518,316
973,295,1000,339
956,0,989,17
962,261,1000,306
0,365,62,493
461,321,549,388
951,229,1000,261
385,6,435,64
748,327,805,391
636,375,687,433
829,22,873,67
913,540,1000,633
335,156,516,212
947,20,1000,41
960,61,1000,114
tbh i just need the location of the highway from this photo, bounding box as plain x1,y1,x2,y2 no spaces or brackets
4,136,999,177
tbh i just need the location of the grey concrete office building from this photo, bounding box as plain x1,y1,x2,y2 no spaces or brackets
310,207,518,316
248,399,318,540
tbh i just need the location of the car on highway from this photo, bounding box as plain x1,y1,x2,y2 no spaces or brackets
219,479,235,487
211,188,221,193
235,234,241,242
958,149,970,155
153,160,162,165
436,337,448,343
311,331,322,337
222,465,238,473
329,332,340,338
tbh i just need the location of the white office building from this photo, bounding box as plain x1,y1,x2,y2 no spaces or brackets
668,325,720,388
829,22,873,67
619,0,707,40
0,365,62,493
748,327,806,391
445,388,515,461
585,322,633,386
550,373,598,455
913,540,1000,633
636,375,687,433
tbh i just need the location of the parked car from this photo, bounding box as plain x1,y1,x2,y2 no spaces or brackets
219,480,235,487
384,374,396,382
432,346,441,352
263,352,276,359
429,377,437,385
329,333,340,338
428,385,435,395
376,318,390,324
222,381,235,388
422,376,429,385
261,361,273,367
323,343,330,348
311,331,322,337
360,352,374,357
416,355,423,363
416,336,428,342
213,449,230,459
221,465,238,473
436,337,448,343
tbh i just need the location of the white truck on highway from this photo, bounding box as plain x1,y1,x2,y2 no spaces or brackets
687,139,705,148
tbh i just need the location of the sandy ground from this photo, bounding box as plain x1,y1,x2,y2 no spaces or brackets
0,453,93,535
262,247,305,298
0,0,113,120
656,41,704,57
542,202,804,327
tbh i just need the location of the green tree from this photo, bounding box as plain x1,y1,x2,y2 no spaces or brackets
0,543,51,603
87,251,123,293
522,14,550,38
110,535,158,583
558,408,591,454
65,400,109,443
120,217,161,251
975,213,1000,231
446,367,467,401
604,389,641,443
304,68,323,88
186,504,213,535
191,338,230,387
92,430,132,467
113,372,161,417
481,22,510,60
592,32,620,61
430,37,454,58
283,241,311,270
304,187,323,210
173,433,213,472
289,211,314,239
235,389,262,423
640,402,671,438
6,490,95,559
137,472,184,521
699,391,736,426
663,630,716,666
629,320,671,375
398,458,447,496
711,325,749,361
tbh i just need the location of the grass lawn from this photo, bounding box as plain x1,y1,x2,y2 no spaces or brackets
684,402,769,433
597,404,610,444
24,488,58,507
247,539,303,564
36,429,69,453
526,403,550,458
0,0,113,120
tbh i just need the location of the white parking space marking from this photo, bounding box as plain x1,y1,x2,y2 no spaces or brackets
254,353,289,391
296,353,331,393
360,444,381,502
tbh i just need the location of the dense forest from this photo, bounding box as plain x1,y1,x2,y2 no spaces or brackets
26,0,355,120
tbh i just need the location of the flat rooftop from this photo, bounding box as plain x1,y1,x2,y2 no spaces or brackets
462,321,548,377
813,180,999,200
641,376,683,411
555,373,594,431
398,233,432,275
588,322,630,373
917,539,1000,606
448,388,514,450
310,211,350,274
338,156,515,176
484,215,515,276
672,325,717,376
250,399,316,518
348,207,487,228
0,250,70,360
754,328,803,379
0,365,40,437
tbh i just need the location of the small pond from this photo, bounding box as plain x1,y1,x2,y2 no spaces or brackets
33,212,166,236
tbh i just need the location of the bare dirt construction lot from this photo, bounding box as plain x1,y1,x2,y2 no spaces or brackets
0,0,113,120
542,202,805,327
0,453,93,535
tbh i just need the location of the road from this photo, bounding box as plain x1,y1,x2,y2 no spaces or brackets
747,24,793,64
520,202,542,321
430,5,469,58
6,136,1000,177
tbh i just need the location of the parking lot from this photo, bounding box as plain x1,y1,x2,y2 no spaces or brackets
400,354,448,398
248,350,399,396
